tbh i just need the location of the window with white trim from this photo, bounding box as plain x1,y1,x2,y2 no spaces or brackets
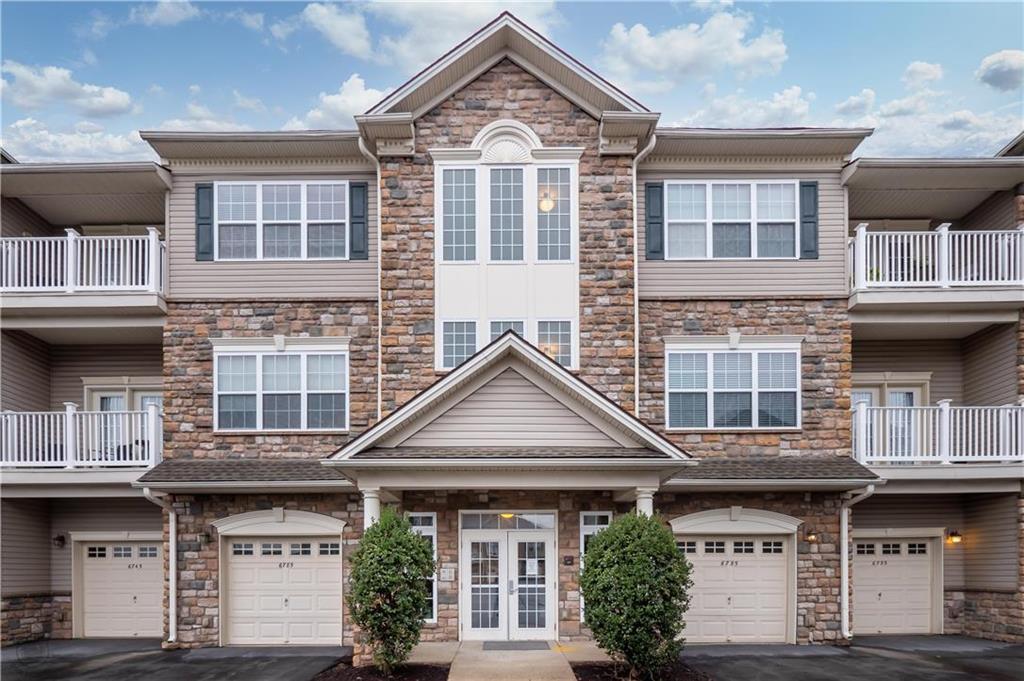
664,181,799,260
442,321,477,369
537,321,572,367
214,344,349,432
490,320,525,341
537,167,571,261
441,169,476,261
579,512,612,621
666,338,801,430
490,168,524,261
408,513,437,622
214,181,348,261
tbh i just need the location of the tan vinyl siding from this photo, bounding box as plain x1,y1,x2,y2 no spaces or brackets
166,170,377,300
400,368,622,447
1,197,55,238
958,190,1017,231
1,331,51,411
854,494,966,589
963,494,1020,591
49,498,162,592
962,324,1018,406
1,499,52,596
636,169,847,298
49,344,162,409
853,339,963,404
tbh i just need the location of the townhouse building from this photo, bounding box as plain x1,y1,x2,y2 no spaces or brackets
2,13,1022,650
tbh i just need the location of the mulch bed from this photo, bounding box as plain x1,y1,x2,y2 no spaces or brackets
571,661,712,681
313,662,450,681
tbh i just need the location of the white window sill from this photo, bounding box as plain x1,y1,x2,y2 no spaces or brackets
665,427,802,434
214,429,350,435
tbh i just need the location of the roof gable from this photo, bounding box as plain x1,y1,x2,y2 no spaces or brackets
329,332,688,461
365,13,647,121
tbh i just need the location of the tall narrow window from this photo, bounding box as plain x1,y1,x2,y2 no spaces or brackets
408,513,437,622
666,353,708,428
307,354,348,429
217,184,257,259
756,183,797,257
262,355,301,429
537,321,572,367
307,183,347,258
217,355,257,429
666,184,707,258
537,168,571,261
490,168,523,261
442,321,477,369
442,169,476,261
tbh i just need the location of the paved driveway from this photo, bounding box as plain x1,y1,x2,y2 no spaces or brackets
0,639,351,681
684,635,1024,681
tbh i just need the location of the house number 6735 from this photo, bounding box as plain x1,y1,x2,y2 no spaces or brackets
720,560,739,566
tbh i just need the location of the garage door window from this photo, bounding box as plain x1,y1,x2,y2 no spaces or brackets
233,543,254,556
677,540,697,554
704,541,725,554
139,546,159,558
261,543,283,556
882,543,901,555
319,542,340,556
290,543,312,556
87,546,106,558
733,541,754,554
113,546,132,558
856,543,874,555
762,540,783,554
907,543,927,555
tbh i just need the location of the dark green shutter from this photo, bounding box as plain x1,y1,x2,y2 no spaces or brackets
349,182,368,260
799,181,819,260
645,182,664,260
195,183,214,261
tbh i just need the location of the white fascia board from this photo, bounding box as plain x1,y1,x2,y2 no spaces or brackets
662,478,881,492
328,333,689,460
131,480,354,492
324,458,690,470
663,335,805,348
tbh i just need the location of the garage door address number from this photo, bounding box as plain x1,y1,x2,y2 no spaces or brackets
278,561,294,569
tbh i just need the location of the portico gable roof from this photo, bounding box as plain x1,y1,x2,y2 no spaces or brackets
325,332,691,468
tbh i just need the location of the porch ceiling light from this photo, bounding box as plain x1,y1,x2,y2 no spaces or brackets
947,530,963,544
499,513,516,519
538,187,557,213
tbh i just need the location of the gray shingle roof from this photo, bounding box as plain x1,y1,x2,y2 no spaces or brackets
679,457,877,480
352,446,670,460
138,459,348,483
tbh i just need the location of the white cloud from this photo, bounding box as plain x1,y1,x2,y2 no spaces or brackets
129,1,201,27
270,16,301,42
878,89,938,117
148,84,165,95
77,11,116,40
80,49,98,67
1,61,134,117
901,61,943,89
233,90,266,113
599,10,787,92
185,102,214,119
188,84,201,96
224,9,264,32
674,85,814,128
976,49,1024,91
1,117,152,162
367,2,561,72
835,88,875,116
692,0,734,11
300,3,372,59
74,120,104,134
284,74,390,129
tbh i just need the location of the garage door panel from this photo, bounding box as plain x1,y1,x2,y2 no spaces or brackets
226,536,342,645
681,535,789,644
853,539,934,635
80,542,163,638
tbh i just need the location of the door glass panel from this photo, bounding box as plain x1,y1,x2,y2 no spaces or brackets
516,541,546,630
470,541,500,629
887,390,916,458
138,395,163,410
99,395,125,411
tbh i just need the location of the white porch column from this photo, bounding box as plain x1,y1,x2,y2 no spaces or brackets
853,223,868,291
936,222,951,288
63,402,78,469
146,227,161,293
362,488,381,529
635,487,656,516
937,399,952,464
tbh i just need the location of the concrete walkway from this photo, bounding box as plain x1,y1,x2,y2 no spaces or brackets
413,640,608,681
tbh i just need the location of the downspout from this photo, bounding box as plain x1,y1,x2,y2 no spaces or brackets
143,487,176,644
358,137,383,422
841,484,875,640
631,132,657,414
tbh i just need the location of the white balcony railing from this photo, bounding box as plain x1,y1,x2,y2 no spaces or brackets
0,403,161,468
850,223,1024,290
853,401,1024,464
0,228,166,294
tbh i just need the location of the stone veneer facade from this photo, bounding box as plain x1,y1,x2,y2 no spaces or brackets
0,595,71,646
162,302,378,459
639,299,852,457
378,59,636,416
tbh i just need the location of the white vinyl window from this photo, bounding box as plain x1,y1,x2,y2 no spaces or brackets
537,321,573,367
441,168,477,261
490,168,524,261
537,167,571,261
408,513,438,623
214,346,349,432
666,338,801,430
214,181,348,261
490,320,525,341
579,512,612,620
442,321,477,369
664,181,799,260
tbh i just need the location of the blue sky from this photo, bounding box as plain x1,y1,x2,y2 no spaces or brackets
1,1,1021,161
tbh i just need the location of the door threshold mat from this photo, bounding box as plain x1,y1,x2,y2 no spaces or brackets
482,641,551,651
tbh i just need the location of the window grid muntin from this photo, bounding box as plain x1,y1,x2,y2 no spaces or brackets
290,543,312,556
261,543,283,556
408,512,438,623
733,540,754,554
762,540,784,554
87,546,106,558
662,181,800,260
677,540,697,554
666,344,801,430
442,168,477,261
214,181,349,261
855,543,874,555
490,320,526,341
537,320,572,367
319,542,340,556
214,349,349,432
113,546,132,558
907,542,927,555
232,543,254,556
704,540,726,554
537,167,571,261
139,546,159,558
881,543,901,555
489,167,524,262
442,321,477,369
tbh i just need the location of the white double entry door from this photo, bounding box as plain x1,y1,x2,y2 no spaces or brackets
460,529,556,641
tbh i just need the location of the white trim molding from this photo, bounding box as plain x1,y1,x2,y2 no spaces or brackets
212,508,347,537
670,506,803,535
69,530,163,542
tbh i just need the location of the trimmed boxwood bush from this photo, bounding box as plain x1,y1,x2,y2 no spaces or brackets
579,512,692,681
349,507,436,678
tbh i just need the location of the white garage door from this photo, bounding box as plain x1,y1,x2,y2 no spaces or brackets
81,541,163,638
853,539,933,634
225,537,343,645
680,535,789,643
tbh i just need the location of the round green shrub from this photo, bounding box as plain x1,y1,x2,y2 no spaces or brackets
349,507,436,678
579,512,692,681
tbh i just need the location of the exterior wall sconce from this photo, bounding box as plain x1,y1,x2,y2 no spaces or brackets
947,530,963,544
805,530,819,543
198,532,211,547
52,535,66,549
